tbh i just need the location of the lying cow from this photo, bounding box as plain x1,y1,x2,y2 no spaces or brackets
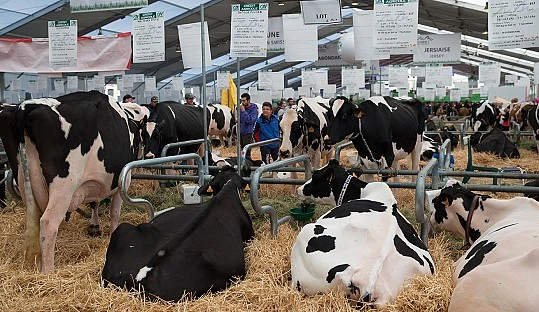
1,91,142,273
427,180,539,312
470,101,498,131
470,127,519,158
291,181,434,308
102,167,255,301
297,159,366,206
207,152,264,176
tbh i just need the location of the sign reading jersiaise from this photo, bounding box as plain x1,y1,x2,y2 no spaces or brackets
133,12,165,63
70,0,148,13
48,20,78,68
230,3,269,58
373,0,419,55
488,0,539,50
413,33,461,64
300,0,342,25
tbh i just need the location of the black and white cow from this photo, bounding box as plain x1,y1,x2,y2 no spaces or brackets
0,91,141,273
120,102,150,123
297,159,366,206
279,96,335,168
327,96,424,181
469,127,519,158
291,181,434,308
427,179,539,312
143,101,206,158
470,101,498,132
207,104,235,148
102,167,254,301
207,152,264,176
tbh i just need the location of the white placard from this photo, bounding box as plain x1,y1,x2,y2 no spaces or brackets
37,77,48,91
70,0,148,13
315,42,348,67
389,66,408,88
283,14,318,62
480,86,489,97
67,76,78,90
133,74,145,83
230,3,268,57
11,78,22,91
424,88,435,101
454,81,469,97
413,33,461,64
436,87,447,98
353,11,390,61
505,75,517,84
217,71,230,89
300,0,342,25
441,66,453,86
535,63,539,84
48,20,78,68
488,0,539,50
423,82,436,89
123,74,134,88
416,88,424,97
145,76,157,92
28,80,38,94
426,65,452,87
116,77,124,91
298,86,312,97
410,66,425,77
172,77,184,91
54,79,65,94
342,67,365,90
178,22,212,68
301,68,316,87
479,62,501,87
516,76,530,87
86,78,95,91
314,71,328,91
258,70,273,90
373,0,418,54
397,87,409,96
267,17,284,53
133,12,165,63
283,88,295,100
272,72,285,91
94,75,105,90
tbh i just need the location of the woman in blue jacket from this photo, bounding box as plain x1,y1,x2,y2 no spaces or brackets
253,102,280,164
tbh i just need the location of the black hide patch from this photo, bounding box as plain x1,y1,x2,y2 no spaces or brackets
423,255,435,274
211,107,226,130
458,240,497,278
457,213,481,242
322,199,386,219
314,225,326,235
326,264,350,283
392,206,427,250
306,235,336,253
393,235,424,266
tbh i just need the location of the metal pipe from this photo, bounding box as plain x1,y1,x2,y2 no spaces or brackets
6,169,21,200
250,155,311,237
241,138,281,173
441,171,539,179
118,154,204,220
200,4,209,175
236,58,242,175
334,141,354,162
160,138,206,157
143,164,308,172
415,157,439,246
132,173,308,185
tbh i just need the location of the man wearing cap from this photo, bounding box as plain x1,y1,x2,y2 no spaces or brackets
240,93,259,159
147,96,159,114
185,93,195,105
122,94,135,103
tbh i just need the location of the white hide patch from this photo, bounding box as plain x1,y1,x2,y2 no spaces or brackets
135,266,153,282
121,103,150,122
146,121,157,137
369,96,397,112
331,98,345,117
20,98,61,110
167,105,176,119
279,109,300,153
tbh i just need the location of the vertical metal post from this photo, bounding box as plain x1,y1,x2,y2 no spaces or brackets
213,70,217,104
379,66,383,96
236,58,242,175
0,72,4,101
201,4,209,174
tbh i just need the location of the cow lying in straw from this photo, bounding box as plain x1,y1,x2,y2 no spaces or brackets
427,179,539,312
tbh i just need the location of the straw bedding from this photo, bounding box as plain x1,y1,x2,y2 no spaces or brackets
0,144,537,311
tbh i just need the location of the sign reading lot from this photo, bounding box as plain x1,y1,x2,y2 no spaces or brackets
300,0,342,25
230,3,269,57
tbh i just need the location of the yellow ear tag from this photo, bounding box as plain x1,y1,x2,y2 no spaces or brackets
308,127,315,133
206,185,213,193
352,172,359,179
244,184,251,191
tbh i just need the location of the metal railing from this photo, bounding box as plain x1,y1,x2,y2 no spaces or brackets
160,139,206,157
250,155,312,237
239,138,281,175
334,141,354,162
118,153,205,220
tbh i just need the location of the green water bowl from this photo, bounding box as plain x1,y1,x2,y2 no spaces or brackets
289,206,315,221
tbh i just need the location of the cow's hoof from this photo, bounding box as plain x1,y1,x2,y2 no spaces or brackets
88,224,102,237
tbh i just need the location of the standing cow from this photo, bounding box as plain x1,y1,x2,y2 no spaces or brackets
427,179,539,312
207,104,235,148
326,96,424,181
1,91,141,273
291,181,434,308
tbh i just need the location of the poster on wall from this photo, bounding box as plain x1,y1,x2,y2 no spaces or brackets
373,0,418,54
479,62,501,87
353,10,390,61
267,17,284,53
70,0,148,13
283,14,318,62
133,12,165,63
48,20,78,68
230,3,268,57
300,0,342,25
178,22,212,68
413,33,461,64
488,0,539,50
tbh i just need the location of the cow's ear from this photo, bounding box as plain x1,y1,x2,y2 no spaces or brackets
325,166,335,183
347,168,363,179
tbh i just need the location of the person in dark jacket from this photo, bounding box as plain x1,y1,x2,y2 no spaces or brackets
239,93,259,158
253,102,280,164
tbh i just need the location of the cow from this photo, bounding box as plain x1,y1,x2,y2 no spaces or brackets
279,96,335,168
470,101,498,132
326,96,424,182
102,167,254,301
469,127,519,158
523,179,539,201
0,91,141,273
296,159,366,206
207,104,235,148
426,179,539,312
207,152,264,176
291,181,434,308
120,102,150,123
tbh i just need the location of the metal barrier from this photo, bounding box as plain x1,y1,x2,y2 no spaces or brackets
250,155,312,237
160,139,206,157
239,138,281,175
118,153,205,220
6,169,20,200
334,141,354,162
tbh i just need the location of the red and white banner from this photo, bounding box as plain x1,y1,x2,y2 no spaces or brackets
0,32,132,73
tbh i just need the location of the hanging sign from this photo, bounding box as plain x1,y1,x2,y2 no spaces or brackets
67,76,78,90
11,78,22,91
314,71,328,91
283,14,318,62
258,70,273,90
28,80,38,94
133,12,165,63
172,77,184,91
450,88,461,101
86,78,95,91
488,0,539,50
48,20,78,68
217,71,230,89
410,66,426,77
342,67,365,90
272,72,285,91
267,17,284,53
315,42,348,67
178,22,212,68
300,0,342,25
454,81,469,97
479,62,501,87
37,77,48,91
301,68,317,87
353,11,390,61
534,62,539,84
123,74,134,88
373,0,419,54
424,88,435,101
426,64,452,87
70,0,148,13
505,75,517,84
230,3,269,57
389,65,408,89
413,33,461,64
145,76,157,92
54,79,65,94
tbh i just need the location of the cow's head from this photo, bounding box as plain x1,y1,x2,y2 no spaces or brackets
326,96,359,144
142,120,165,158
297,159,365,206
426,179,490,242
441,125,459,148
471,102,496,131
279,109,304,159
198,166,249,196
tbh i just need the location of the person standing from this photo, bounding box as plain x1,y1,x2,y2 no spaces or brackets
277,99,288,118
239,93,259,159
122,94,135,103
254,102,280,163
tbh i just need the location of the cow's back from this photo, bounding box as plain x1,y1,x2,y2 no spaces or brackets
156,102,206,155
385,97,424,153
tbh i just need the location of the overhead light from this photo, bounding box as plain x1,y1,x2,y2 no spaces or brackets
175,44,181,53
351,2,359,5
278,1,285,6
484,1,488,9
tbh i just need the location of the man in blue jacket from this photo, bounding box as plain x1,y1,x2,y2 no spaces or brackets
240,93,259,158
253,102,280,164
